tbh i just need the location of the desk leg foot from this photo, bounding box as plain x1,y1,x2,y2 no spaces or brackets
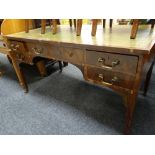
12,60,28,92
123,92,137,135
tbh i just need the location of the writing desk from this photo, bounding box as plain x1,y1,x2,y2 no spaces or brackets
4,25,155,134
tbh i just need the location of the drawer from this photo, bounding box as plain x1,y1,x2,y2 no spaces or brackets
26,42,62,59
60,47,84,65
9,41,26,52
11,50,31,63
86,66,135,89
85,50,138,75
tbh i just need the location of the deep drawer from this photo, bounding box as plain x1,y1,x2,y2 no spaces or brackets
86,66,136,89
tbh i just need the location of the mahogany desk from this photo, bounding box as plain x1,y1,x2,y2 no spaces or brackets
4,25,155,134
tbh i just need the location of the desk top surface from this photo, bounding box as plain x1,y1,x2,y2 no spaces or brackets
5,25,155,54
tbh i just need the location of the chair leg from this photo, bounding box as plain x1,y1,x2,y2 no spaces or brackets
103,19,106,28
41,19,46,34
63,62,68,67
58,61,62,72
76,19,82,36
151,20,155,29
73,19,76,28
130,19,139,39
69,19,72,27
25,19,29,33
91,19,98,36
52,19,57,34
35,60,47,77
110,19,113,28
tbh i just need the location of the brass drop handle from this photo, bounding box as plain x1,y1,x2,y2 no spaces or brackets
98,73,113,86
98,73,104,80
111,76,118,82
32,47,43,55
98,57,120,69
98,57,105,63
112,60,120,67
10,44,20,51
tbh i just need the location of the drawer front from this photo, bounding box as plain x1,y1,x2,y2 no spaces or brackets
86,66,135,89
86,50,138,75
11,50,31,63
9,41,26,52
60,47,84,65
26,42,62,59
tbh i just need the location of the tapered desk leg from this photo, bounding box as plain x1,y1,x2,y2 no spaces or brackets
76,19,82,36
69,19,72,27
36,60,47,77
7,55,12,64
91,19,98,36
110,19,113,28
103,19,106,28
123,92,137,134
12,59,28,93
143,59,155,96
130,19,139,39
52,19,57,34
41,19,46,34
25,19,29,33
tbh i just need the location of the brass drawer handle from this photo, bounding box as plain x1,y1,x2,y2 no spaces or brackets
111,76,118,82
98,74,118,86
98,57,105,63
112,60,120,67
98,73,104,80
32,47,43,55
98,57,120,69
10,44,20,51
98,73,112,86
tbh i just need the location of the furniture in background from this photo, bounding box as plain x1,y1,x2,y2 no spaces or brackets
90,19,155,38
25,19,77,35
4,25,155,134
130,19,155,39
1,19,65,92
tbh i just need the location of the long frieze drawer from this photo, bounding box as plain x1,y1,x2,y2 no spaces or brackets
60,47,84,65
86,66,135,89
9,41,26,52
25,42,62,59
85,50,138,75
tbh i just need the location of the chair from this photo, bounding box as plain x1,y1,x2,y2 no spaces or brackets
0,19,53,77
91,19,155,39
40,19,76,34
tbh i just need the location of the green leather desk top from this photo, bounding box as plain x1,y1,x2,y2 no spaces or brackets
5,25,155,54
